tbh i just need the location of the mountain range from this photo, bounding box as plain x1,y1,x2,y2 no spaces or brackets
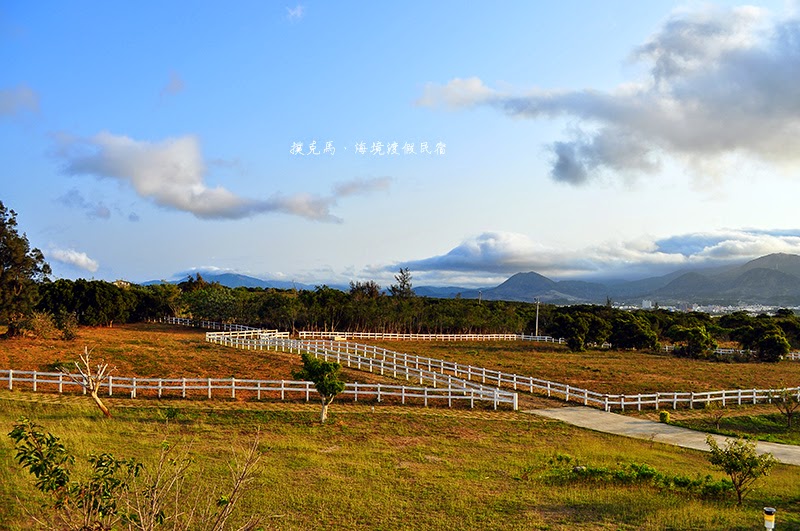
145,253,800,307
458,253,800,306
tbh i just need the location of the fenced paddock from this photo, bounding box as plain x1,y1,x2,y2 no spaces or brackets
157,317,255,332
297,330,563,343
171,317,800,413
206,333,518,410
0,369,511,409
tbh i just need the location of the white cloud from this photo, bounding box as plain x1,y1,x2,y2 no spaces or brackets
415,77,497,109
333,176,392,197
57,132,390,221
419,6,800,185
393,229,800,281
49,248,99,273
286,4,305,20
0,84,39,117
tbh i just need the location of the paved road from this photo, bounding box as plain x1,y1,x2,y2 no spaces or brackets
527,406,800,466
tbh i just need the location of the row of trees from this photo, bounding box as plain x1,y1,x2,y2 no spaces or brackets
1,199,796,361
21,275,798,361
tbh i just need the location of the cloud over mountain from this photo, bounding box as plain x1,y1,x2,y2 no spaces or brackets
417,6,800,185
395,229,800,280
56,132,390,221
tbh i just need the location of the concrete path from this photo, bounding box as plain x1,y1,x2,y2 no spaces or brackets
527,406,800,466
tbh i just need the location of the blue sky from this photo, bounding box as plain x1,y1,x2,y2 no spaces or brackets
3,0,800,288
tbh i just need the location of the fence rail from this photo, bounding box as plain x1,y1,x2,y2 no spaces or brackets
156,317,256,331
0,369,511,409
206,333,517,410
297,330,564,343
171,317,799,413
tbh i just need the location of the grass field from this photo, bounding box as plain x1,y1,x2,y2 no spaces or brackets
2,395,799,530
1,324,800,530
368,340,800,395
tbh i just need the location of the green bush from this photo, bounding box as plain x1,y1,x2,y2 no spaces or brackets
545,457,733,500
20,311,59,339
659,411,670,423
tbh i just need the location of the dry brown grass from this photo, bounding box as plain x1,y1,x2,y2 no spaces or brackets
3,323,799,400
366,340,800,395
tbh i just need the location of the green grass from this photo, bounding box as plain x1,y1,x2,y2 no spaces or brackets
673,412,800,445
2,394,799,530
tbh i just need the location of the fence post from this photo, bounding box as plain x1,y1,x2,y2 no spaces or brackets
621,395,625,411
231,378,235,399
108,375,113,397
281,380,285,400
401,386,405,405
690,392,694,409
8,369,11,390
32,371,37,392
354,382,358,402
424,387,428,407
58,373,63,394
132,378,137,399
377,384,381,403
182,378,186,399
208,378,212,399
158,379,163,398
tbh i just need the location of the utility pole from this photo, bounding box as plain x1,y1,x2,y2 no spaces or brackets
535,297,540,337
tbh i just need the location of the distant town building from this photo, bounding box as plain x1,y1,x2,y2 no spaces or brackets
642,300,653,309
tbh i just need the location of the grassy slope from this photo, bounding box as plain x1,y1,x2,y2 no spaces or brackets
1,324,800,529
2,396,799,530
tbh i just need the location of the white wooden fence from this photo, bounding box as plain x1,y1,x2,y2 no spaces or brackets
156,317,255,331
169,317,800,413
0,369,510,409
206,333,517,410
297,330,563,343
663,344,800,361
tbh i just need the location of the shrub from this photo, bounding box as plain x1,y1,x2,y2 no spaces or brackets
20,311,59,339
659,411,670,424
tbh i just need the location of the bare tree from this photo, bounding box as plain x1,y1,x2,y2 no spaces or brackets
124,434,262,531
61,347,115,418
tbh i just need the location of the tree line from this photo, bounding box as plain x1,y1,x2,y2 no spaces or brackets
20,275,800,361
1,199,797,361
